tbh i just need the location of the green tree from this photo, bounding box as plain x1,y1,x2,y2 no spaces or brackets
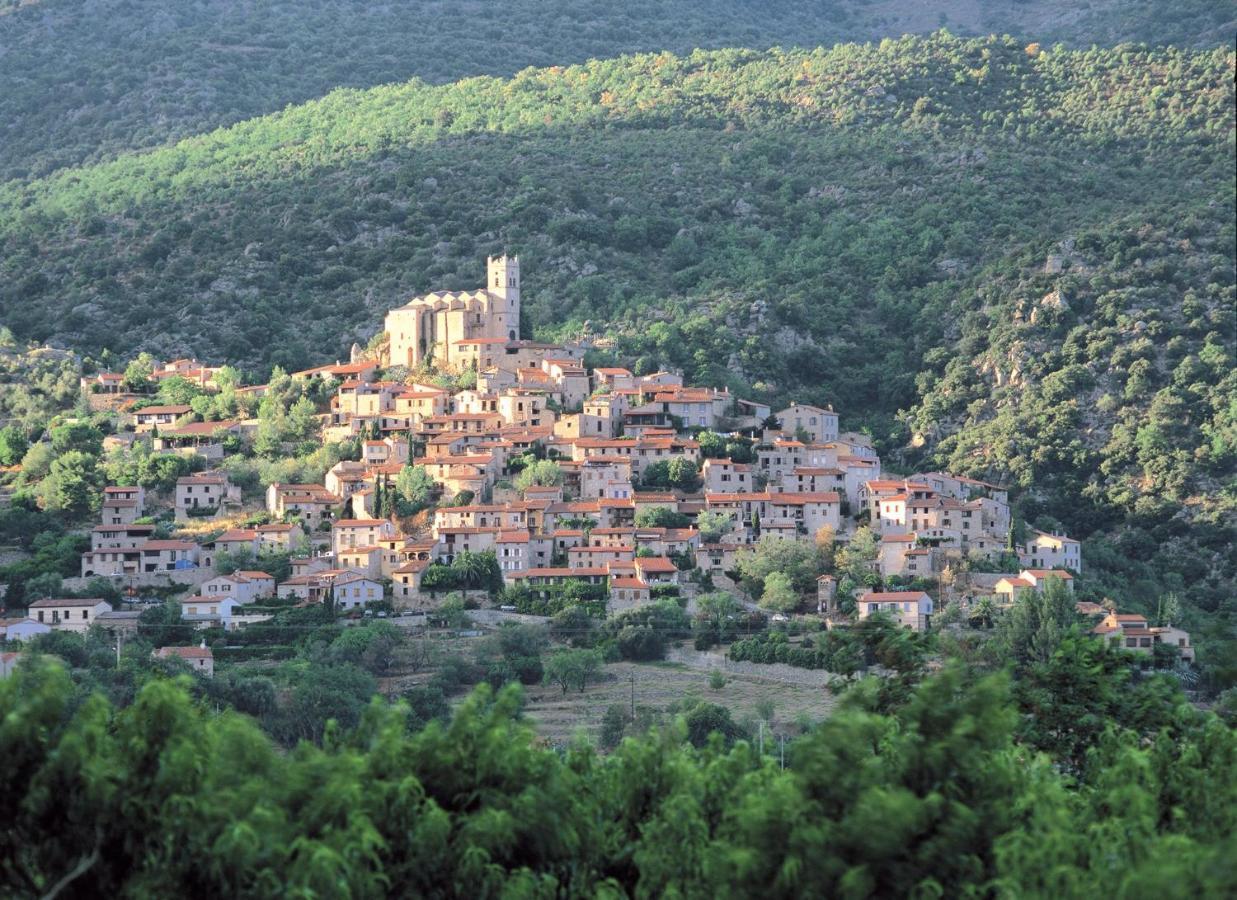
1014,633,1139,775
22,571,63,601
697,430,726,458
634,506,691,529
49,421,104,456
122,352,156,392
156,375,203,406
694,591,744,643
681,700,744,748
433,593,471,629
326,622,402,675
287,396,319,443
420,564,458,599
599,704,628,750
735,534,823,596
1154,592,1182,627
835,526,879,585
665,458,700,491
39,450,103,518
0,425,29,466
276,662,377,744
478,623,547,687
17,442,56,484
542,648,602,694
694,509,733,543
451,550,503,596
995,578,1078,666
514,459,562,493
759,570,799,613
395,464,434,513
253,397,286,458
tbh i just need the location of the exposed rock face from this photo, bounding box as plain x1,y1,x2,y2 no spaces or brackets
1040,289,1068,311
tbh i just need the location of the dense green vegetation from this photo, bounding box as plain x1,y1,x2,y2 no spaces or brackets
0,329,79,429
3,648,1233,898
1,1,1231,181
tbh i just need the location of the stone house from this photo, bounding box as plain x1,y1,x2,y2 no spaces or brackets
773,403,838,443
1092,611,1194,662
175,472,233,520
28,598,112,633
267,483,338,526
856,590,933,631
0,618,52,641
1020,530,1083,573
81,524,156,576
138,540,200,573
331,518,396,555
155,644,215,677
180,596,240,630
701,458,752,493
331,573,385,611
133,404,192,432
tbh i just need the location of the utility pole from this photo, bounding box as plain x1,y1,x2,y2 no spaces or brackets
115,629,123,668
759,721,764,755
629,674,636,720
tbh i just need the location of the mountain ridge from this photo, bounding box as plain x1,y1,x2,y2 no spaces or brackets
1,0,1232,182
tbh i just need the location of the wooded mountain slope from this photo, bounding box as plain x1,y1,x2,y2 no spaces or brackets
0,0,1233,180
0,34,1233,631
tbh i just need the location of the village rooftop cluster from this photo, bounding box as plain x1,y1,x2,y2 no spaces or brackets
3,256,1192,667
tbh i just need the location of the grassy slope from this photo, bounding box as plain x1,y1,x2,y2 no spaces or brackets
0,0,1233,181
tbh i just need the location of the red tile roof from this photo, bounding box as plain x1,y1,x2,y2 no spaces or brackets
156,646,213,660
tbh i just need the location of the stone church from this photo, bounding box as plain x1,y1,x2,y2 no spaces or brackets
385,255,521,369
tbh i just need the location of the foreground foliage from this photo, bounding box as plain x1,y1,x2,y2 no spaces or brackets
1,657,1232,898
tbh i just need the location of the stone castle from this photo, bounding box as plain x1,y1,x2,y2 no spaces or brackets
385,255,521,369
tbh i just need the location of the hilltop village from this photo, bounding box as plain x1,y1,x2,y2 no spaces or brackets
3,256,1191,666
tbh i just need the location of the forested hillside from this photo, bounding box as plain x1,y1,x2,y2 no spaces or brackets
0,0,1232,180
0,35,1233,648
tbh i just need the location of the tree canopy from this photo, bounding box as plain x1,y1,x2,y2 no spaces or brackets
2,656,1232,898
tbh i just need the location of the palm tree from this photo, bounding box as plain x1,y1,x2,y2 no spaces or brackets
969,597,997,629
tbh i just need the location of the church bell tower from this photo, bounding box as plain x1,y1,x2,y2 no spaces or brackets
487,254,520,342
